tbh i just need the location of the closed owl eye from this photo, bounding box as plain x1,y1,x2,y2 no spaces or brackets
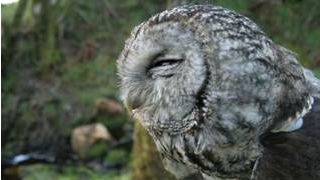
151,58,183,68
147,55,184,78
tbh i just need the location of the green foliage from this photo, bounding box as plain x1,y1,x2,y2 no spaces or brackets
81,141,109,160
2,0,320,179
21,164,131,180
306,29,320,50
106,149,130,165
2,1,164,179
1,3,19,21
61,53,117,89
315,70,320,79
214,0,252,13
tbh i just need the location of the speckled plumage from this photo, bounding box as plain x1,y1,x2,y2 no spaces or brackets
117,5,320,180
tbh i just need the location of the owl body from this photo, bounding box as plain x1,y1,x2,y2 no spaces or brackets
118,5,319,180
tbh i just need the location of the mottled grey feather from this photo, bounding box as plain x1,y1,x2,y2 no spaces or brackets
117,5,319,180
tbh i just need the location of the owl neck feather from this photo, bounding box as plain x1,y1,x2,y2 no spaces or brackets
149,125,263,179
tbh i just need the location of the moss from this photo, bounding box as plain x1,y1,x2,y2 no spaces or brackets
81,141,109,160
20,164,131,180
132,122,175,180
106,149,129,164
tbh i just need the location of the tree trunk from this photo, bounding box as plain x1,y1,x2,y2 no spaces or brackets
33,0,61,73
2,0,29,75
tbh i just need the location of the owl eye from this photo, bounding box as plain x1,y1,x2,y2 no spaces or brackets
151,58,183,68
147,56,183,78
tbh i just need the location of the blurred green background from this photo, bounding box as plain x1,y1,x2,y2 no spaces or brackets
2,0,320,180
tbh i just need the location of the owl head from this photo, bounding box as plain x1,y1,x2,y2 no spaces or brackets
117,5,311,140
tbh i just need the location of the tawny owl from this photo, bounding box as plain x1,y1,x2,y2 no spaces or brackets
117,5,320,180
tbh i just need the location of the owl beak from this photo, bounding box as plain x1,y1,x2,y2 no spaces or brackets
131,108,143,122
131,108,138,114
124,97,142,112
124,99,139,120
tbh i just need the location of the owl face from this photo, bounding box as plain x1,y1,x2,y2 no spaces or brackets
118,22,207,133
